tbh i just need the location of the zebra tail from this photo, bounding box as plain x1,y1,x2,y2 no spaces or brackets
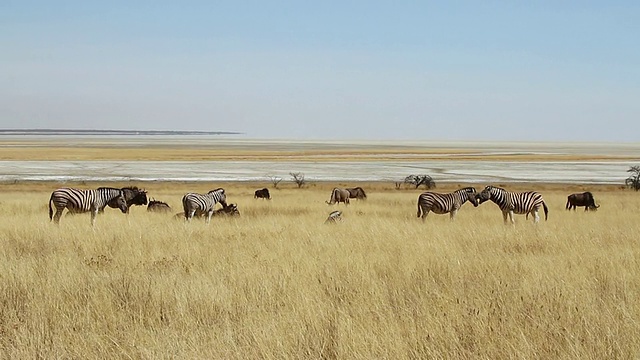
416,201,422,218
543,201,549,221
48,194,54,221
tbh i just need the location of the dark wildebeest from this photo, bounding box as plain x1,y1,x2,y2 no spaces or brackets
326,188,350,205
174,203,240,219
147,199,172,212
566,192,599,211
254,188,271,200
346,187,367,200
105,186,148,213
325,210,343,224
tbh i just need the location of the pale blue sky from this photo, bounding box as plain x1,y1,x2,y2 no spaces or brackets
1,1,638,141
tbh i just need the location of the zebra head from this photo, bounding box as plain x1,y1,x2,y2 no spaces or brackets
463,187,479,207
476,186,495,204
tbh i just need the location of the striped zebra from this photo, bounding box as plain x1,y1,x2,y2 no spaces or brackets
477,185,549,224
48,187,128,226
417,187,479,221
182,188,228,223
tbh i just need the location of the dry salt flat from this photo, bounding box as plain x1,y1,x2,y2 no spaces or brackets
0,138,639,184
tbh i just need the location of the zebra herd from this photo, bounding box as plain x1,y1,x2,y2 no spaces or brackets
326,185,553,225
47,184,595,226
48,186,230,226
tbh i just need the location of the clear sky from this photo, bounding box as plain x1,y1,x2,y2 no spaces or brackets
1,1,638,141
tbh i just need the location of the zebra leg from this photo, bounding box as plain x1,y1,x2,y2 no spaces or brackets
502,211,509,224
91,209,98,227
53,208,64,224
206,210,213,224
532,209,540,223
449,209,458,221
186,210,195,221
508,211,515,224
421,209,430,221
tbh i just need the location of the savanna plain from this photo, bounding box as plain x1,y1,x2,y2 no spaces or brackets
2,181,640,359
2,142,640,359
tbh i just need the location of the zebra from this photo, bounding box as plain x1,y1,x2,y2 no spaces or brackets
181,188,228,223
477,185,549,224
325,210,343,224
416,187,479,221
48,187,128,226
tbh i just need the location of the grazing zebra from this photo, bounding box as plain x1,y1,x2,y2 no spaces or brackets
325,210,343,224
174,203,240,220
416,187,479,221
477,185,549,224
182,188,228,223
48,187,128,226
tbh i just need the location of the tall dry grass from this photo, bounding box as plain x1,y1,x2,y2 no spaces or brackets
1,184,640,358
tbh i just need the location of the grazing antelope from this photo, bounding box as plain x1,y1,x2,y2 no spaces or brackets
326,188,350,205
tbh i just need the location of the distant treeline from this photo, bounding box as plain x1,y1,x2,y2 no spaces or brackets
0,129,242,136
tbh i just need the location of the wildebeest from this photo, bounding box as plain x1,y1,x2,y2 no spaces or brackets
105,186,148,213
326,188,350,205
254,188,271,200
566,192,599,211
325,210,343,224
174,203,240,219
346,187,367,200
147,199,172,212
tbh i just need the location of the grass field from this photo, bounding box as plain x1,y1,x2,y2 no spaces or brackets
1,181,640,358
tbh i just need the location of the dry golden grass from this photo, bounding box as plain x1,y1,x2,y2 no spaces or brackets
1,182,640,358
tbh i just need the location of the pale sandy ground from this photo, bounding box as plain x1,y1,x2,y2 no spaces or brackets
0,137,638,184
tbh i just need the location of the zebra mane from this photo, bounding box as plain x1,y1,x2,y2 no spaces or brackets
208,188,225,194
96,187,121,192
457,187,476,193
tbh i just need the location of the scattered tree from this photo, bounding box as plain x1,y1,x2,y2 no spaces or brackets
268,175,282,189
626,166,640,191
404,174,436,189
290,172,306,188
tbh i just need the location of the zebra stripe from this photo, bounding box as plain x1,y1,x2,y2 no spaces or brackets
477,185,549,224
182,188,228,222
417,187,478,221
48,187,128,226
